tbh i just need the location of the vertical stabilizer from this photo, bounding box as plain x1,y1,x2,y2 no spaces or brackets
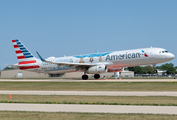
12,39,39,69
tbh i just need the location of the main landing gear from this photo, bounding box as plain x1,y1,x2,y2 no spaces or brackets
82,70,89,80
82,74,101,80
94,74,100,79
82,75,88,80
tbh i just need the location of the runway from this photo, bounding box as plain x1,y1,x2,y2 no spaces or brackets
0,90,177,96
0,79,176,115
0,79,177,82
0,103,177,114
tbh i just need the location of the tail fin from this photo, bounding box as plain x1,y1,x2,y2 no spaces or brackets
12,39,38,64
12,39,40,70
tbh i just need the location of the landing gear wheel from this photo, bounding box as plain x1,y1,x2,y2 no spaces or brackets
153,64,157,73
154,70,157,73
82,75,88,80
94,74,100,79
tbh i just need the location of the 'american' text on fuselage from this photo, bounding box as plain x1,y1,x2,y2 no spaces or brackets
106,52,141,61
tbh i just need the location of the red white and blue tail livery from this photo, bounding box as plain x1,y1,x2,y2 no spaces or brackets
12,39,40,70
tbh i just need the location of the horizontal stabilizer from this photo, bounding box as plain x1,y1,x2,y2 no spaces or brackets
5,64,18,67
4,64,19,69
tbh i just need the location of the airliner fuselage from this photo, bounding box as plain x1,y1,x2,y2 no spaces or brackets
10,40,175,80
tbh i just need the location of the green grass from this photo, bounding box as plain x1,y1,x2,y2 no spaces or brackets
0,111,177,120
1,95,177,106
0,81,177,91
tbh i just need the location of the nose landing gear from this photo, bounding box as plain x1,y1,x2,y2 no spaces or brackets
154,70,158,73
153,64,158,73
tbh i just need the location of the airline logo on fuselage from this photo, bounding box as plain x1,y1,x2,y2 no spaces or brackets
106,50,148,61
142,50,148,57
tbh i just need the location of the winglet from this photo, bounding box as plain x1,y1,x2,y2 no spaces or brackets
95,50,99,53
36,51,46,62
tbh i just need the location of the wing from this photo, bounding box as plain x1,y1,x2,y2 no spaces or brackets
36,51,96,69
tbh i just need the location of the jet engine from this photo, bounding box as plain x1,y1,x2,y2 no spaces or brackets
86,65,108,74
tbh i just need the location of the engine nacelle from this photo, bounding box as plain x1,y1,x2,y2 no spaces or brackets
86,65,107,74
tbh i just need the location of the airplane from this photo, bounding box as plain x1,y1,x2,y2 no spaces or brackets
8,39,175,80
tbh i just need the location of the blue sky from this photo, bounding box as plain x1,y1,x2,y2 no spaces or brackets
0,0,177,70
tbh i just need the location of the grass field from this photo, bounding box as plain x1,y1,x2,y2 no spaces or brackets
0,95,177,106
0,82,177,91
0,111,177,120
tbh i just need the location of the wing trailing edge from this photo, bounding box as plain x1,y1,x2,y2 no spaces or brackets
36,51,97,69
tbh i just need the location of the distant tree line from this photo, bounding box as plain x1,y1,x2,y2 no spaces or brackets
156,63,177,75
127,63,177,75
3,67,15,70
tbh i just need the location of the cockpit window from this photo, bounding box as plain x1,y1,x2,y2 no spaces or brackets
160,50,169,53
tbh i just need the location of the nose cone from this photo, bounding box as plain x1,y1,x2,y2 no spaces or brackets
167,53,175,60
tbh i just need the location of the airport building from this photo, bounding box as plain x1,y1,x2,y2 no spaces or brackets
1,69,134,78
1,69,49,78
